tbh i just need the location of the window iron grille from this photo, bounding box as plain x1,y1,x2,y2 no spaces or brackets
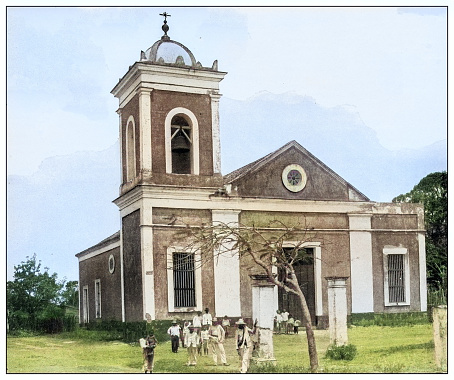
388,254,405,303
173,252,196,308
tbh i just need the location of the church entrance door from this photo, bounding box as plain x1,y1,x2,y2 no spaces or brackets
278,247,316,325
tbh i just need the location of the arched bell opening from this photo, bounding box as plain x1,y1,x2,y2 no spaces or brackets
171,115,192,174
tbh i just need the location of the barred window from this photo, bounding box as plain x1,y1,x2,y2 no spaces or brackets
387,254,405,303
173,252,196,308
383,247,410,306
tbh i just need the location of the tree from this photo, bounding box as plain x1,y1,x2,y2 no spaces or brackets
182,219,321,372
392,171,447,293
7,254,65,331
61,280,79,308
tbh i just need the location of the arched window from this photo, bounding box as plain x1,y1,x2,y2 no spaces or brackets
125,116,136,182
165,108,199,175
171,115,192,174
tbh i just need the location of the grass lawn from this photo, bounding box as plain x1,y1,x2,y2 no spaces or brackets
7,324,441,373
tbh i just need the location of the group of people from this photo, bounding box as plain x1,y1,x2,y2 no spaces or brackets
163,308,257,373
274,309,301,334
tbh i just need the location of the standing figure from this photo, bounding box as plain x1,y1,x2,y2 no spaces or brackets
208,317,229,366
202,307,212,327
281,309,289,334
275,310,282,334
185,326,200,366
235,318,257,374
222,315,231,338
139,334,158,373
167,320,181,353
200,325,209,356
293,319,301,334
181,320,191,348
287,315,294,334
192,311,203,334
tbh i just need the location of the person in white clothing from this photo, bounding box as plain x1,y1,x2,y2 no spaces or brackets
208,317,229,366
281,309,289,334
185,326,200,366
202,307,212,326
192,311,203,334
167,320,181,353
235,318,257,373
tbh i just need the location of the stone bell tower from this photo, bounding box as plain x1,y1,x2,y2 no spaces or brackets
111,13,226,195
110,14,227,321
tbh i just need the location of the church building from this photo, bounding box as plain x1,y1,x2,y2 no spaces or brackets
76,16,427,328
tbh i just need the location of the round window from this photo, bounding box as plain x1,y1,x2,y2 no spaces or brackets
108,254,115,274
282,164,307,193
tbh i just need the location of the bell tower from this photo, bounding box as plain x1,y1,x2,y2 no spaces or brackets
111,14,227,322
111,13,226,195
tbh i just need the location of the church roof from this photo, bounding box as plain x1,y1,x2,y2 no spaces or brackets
75,230,120,258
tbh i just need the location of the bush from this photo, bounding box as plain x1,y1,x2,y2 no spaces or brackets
82,319,175,344
325,343,357,361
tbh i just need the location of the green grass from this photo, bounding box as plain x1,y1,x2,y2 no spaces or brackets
7,324,442,373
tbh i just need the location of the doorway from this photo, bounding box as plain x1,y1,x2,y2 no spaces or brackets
278,247,316,325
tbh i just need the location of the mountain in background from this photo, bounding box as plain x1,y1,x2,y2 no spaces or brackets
7,92,447,281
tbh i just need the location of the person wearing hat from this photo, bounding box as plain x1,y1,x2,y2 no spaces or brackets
184,325,200,366
208,317,229,366
167,320,181,353
235,318,257,374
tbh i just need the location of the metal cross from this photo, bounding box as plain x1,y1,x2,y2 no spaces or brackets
160,12,171,22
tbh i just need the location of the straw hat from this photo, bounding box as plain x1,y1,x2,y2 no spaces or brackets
235,318,246,325
212,317,217,322
171,319,177,324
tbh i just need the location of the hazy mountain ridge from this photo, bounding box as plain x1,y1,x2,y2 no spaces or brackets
7,92,447,280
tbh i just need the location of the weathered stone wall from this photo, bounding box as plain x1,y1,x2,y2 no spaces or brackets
122,209,143,321
152,208,214,320
78,246,122,322
120,93,140,182
232,146,352,200
371,232,421,312
151,90,214,176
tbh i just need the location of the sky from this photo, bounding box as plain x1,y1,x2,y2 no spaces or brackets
5,4,447,177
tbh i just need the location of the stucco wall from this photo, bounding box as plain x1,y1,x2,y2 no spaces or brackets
371,232,421,312
151,90,214,176
120,94,140,183
233,146,351,200
122,209,143,321
152,208,214,320
78,247,122,323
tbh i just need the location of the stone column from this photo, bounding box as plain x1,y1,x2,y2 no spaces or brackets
433,306,447,371
326,277,349,346
250,276,276,365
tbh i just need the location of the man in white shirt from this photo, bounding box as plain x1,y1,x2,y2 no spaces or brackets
281,309,289,334
208,317,229,366
192,311,203,334
167,320,181,353
202,307,212,326
185,326,200,366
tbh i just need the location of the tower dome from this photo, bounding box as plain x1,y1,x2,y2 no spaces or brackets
139,12,218,70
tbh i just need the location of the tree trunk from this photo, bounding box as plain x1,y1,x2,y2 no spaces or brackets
296,288,318,372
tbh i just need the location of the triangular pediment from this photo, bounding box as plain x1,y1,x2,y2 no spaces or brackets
224,141,369,201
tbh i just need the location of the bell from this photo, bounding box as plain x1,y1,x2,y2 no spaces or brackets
172,132,190,153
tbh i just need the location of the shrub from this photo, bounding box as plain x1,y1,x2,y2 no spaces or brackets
325,343,357,361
